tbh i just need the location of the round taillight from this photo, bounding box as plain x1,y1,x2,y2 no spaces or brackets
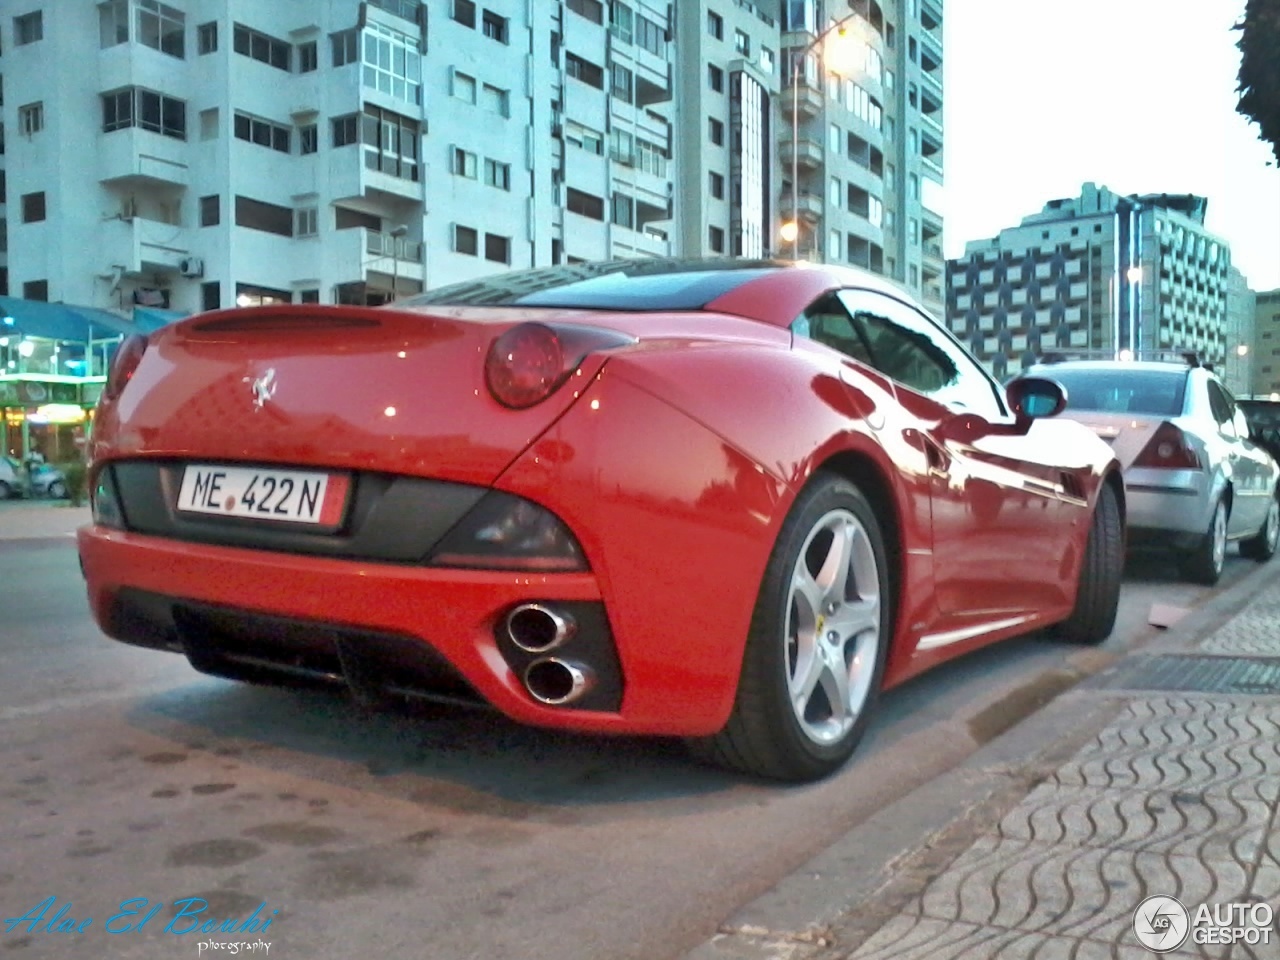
104,334,149,402
485,323,566,409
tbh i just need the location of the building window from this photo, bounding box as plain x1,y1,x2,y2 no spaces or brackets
452,0,477,28
610,1,633,42
199,107,218,140
137,0,185,58
100,0,128,47
484,158,510,190
611,192,634,228
199,194,220,226
452,70,477,102
484,233,510,264
565,54,604,89
361,105,420,181
299,123,318,154
760,46,775,74
564,121,604,155
909,174,920,199
635,14,663,55
201,281,220,311
453,224,479,255
297,39,318,73
21,192,46,223
18,102,42,136
235,283,291,307
197,20,217,53
734,29,749,55
707,10,723,39
709,171,724,199
234,112,291,153
709,226,724,253
709,117,724,145
611,128,634,164
566,187,604,221
482,83,510,117
482,9,508,43
331,28,358,66
363,23,422,105
610,63,633,102
708,64,723,93
14,11,43,45
234,195,293,237
22,280,48,301
294,206,318,238
233,23,290,71
299,289,320,303
102,87,187,140
451,146,477,178
566,0,604,25
331,113,358,146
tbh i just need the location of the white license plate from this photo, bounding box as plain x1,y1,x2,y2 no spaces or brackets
177,465,350,526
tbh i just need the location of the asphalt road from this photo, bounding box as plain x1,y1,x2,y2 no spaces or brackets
0,528,1258,960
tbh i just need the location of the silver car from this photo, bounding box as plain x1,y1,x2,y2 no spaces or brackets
1017,358,1280,584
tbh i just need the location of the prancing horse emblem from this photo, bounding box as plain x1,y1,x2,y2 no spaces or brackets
244,368,277,410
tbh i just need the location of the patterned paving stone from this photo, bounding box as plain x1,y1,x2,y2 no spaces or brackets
843,913,1211,960
994,783,1269,863
1051,743,1280,802
1076,698,1280,747
909,838,1251,944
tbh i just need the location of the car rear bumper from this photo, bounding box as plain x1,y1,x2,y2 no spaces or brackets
1125,468,1212,542
76,525,725,736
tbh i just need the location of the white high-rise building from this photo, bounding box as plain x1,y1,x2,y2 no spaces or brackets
0,0,941,314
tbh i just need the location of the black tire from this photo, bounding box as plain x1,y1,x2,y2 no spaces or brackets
688,473,892,782
47,480,67,499
1181,497,1228,585
0,480,10,499
1240,494,1279,562
1054,482,1123,645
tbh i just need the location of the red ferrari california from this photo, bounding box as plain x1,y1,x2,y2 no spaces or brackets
78,258,1124,781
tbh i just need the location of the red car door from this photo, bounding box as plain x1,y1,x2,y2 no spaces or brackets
835,290,1082,621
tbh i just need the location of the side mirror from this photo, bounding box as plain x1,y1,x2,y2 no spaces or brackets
1007,376,1067,421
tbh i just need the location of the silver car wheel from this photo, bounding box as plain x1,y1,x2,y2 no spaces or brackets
1211,500,1227,575
785,508,882,747
1265,499,1280,553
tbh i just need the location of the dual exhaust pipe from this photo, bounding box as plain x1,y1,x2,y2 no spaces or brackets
504,603,595,706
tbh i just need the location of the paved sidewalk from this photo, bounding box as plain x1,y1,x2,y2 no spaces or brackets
690,566,1280,960
0,500,92,540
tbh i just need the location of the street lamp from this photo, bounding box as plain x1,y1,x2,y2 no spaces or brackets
784,13,863,260
388,224,409,302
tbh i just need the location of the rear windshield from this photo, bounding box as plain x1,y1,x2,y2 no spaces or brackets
1040,367,1189,417
400,258,782,310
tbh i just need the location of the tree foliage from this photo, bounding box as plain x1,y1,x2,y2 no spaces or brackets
1236,0,1280,165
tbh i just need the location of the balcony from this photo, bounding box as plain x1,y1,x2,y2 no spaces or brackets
782,77,824,119
919,32,943,74
920,0,942,37
779,137,824,171
98,216,190,275
98,128,190,188
334,227,426,296
612,225,671,259
782,191,824,224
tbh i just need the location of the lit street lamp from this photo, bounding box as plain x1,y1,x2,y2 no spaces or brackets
784,13,863,260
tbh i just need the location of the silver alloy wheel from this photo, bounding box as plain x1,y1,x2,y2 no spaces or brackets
1266,498,1280,553
784,507,882,746
1211,500,1228,574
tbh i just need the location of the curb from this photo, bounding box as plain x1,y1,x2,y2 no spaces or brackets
684,560,1280,960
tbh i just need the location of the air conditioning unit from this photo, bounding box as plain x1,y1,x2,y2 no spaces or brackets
179,256,205,278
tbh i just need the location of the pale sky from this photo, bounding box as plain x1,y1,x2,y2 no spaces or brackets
943,0,1280,291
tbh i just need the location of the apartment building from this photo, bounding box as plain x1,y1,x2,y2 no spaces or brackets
945,183,1233,380
1253,288,1280,397
0,0,940,315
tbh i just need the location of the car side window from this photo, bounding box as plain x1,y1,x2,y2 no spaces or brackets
1206,379,1236,433
836,290,1006,419
794,294,875,367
